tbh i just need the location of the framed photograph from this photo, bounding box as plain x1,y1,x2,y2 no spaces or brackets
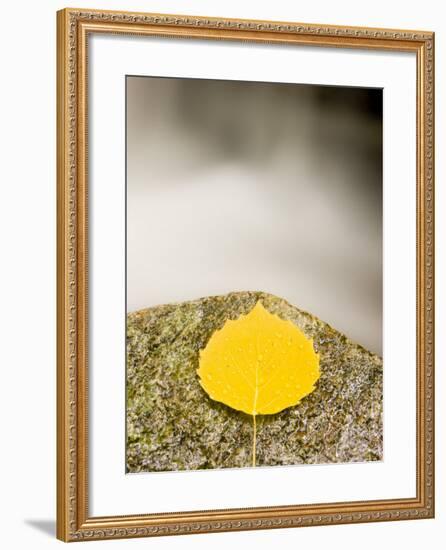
57,7,435,542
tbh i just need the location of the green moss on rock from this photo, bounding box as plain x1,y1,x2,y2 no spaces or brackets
126,291,382,472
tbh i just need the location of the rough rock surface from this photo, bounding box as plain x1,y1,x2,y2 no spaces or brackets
126,291,382,472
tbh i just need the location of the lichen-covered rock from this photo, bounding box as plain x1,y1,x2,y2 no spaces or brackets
126,291,382,472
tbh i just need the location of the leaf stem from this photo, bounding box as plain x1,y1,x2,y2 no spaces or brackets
252,414,257,467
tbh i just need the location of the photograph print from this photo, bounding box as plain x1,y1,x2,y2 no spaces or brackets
125,75,383,473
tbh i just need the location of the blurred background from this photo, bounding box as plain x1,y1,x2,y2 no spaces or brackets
127,76,382,355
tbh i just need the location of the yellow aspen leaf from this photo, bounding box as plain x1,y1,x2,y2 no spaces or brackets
197,301,320,466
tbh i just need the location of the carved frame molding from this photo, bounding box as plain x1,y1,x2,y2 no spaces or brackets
57,8,434,542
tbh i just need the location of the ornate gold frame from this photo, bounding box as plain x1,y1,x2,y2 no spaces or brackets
57,7,435,542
